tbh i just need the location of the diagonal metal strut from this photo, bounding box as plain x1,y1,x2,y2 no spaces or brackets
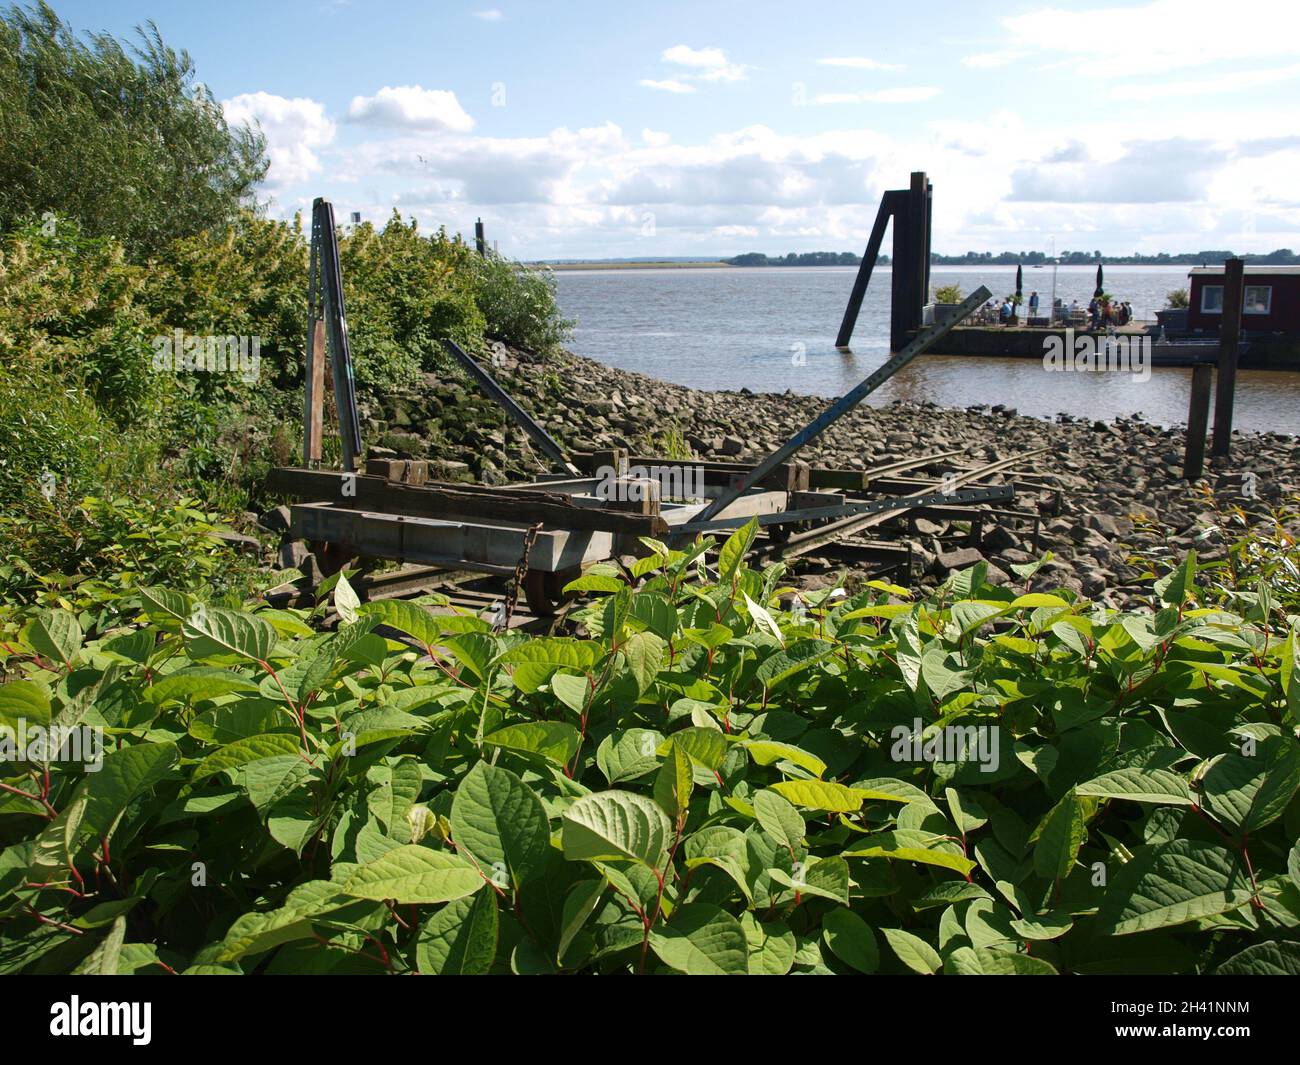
689,284,991,528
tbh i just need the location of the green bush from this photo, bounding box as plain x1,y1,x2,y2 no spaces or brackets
0,218,161,426
338,215,486,390
1,524,1296,975
474,253,573,357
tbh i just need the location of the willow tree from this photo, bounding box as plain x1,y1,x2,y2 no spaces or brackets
0,2,268,258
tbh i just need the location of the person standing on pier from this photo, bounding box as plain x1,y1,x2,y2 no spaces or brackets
1028,291,1039,320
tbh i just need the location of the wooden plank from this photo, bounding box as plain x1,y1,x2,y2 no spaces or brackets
289,504,612,572
267,467,669,537
303,318,325,464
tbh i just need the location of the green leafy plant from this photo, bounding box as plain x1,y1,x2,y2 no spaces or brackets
1,524,1297,975
1166,288,1190,310
473,253,574,357
934,284,963,304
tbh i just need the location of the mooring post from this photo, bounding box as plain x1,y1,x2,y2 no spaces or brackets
1211,257,1244,458
475,218,487,257
1183,363,1213,481
909,172,929,333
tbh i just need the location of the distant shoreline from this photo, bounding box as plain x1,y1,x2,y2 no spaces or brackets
539,260,730,271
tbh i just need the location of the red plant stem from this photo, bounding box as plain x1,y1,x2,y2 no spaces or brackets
0,780,58,819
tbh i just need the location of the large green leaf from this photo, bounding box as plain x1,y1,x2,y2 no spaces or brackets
483,721,581,767
191,733,302,783
752,788,804,851
842,830,976,876
0,679,51,732
415,892,499,974
1200,739,1300,834
622,630,666,696
451,762,551,887
653,740,694,821
562,790,672,870
343,845,484,904
1076,767,1193,806
649,903,748,975
1214,940,1300,975
718,519,757,583
821,908,878,973
881,927,942,974
944,946,1058,975
1096,839,1254,935
1032,788,1086,881
24,610,83,668
770,779,889,813
183,607,277,663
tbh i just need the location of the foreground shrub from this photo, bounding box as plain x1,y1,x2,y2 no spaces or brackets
0,523,1296,975
0,495,254,632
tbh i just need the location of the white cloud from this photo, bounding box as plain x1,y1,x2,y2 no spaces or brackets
1008,138,1222,203
814,87,940,104
817,56,902,70
961,51,1028,69
654,44,749,84
640,78,697,94
999,0,1299,78
662,44,727,69
1109,63,1300,101
347,85,474,131
473,8,504,20
222,92,336,186
260,105,1300,258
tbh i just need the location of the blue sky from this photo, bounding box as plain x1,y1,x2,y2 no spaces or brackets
48,0,1300,259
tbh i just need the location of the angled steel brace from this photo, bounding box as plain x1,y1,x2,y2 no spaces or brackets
835,190,905,349
687,284,991,528
441,339,580,476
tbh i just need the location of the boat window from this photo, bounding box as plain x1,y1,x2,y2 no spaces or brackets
1200,285,1223,313
1243,285,1272,314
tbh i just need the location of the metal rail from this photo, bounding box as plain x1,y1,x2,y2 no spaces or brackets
677,485,1014,535
773,446,1049,558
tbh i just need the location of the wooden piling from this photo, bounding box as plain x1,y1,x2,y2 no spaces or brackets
1184,363,1213,481
1211,257,1244,458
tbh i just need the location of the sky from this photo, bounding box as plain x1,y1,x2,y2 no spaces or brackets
47,0,1300,260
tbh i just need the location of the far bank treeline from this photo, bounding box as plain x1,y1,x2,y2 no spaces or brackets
0,3,572,607
725,249,1300,267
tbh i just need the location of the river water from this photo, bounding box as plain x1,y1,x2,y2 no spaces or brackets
553,265,1300,434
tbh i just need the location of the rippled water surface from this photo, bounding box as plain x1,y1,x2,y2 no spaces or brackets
553,265,1300,434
